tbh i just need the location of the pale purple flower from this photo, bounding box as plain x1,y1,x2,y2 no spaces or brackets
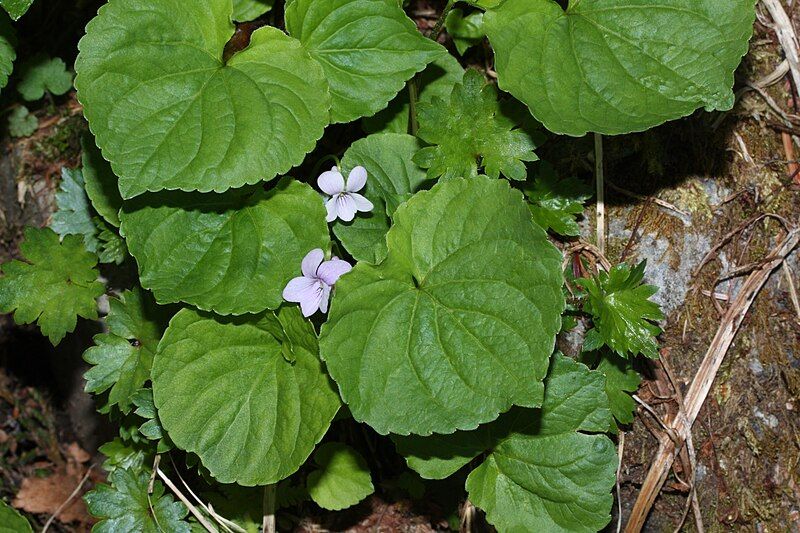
282,249,352,317
318,165,374,223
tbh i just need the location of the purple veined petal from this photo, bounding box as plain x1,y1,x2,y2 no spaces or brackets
336,194,358,222
318,283,332,314
299,285,325,317
301,248,325,278
283,276,318,303
283,276,325,317
318,169,345,196
346,166,368,192
350,192,374,213
317,258,353,286
325,196,339,223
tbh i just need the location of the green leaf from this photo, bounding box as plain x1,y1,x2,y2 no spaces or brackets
398,356,617,532
0,0,32,20
413,69,538,181
362,54,464,135
333,133,427,263
0,14,15,89
577,262,664,358
445,9,484,55
96,219,128,265
484,0,756,136
0,227,103,344
85,468,190,533
286,0,444,123
81,133,122,228
587,350,641,427
307,443,374,510
120,178,329,315
7,106,36,138
524,165,591,237
51,167,100,253
152,307,341,485
16,54,72,101
83,288,174,413
75,0,330,199
97,438,149,474
232,0,274,21
0,500,32,533
320,177,564,435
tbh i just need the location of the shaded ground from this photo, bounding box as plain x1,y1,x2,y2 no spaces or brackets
1,0,800,532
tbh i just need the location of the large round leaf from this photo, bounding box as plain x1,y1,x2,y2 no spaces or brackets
75,0,330,199
320,177,564,435
152,307,341,486
484,0,756,136
120,179,329,315
285,0,444,123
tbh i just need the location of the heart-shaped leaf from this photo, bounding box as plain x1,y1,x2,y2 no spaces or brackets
120,179,330,315
285,0,444,123
320,177,564,435
306,443,374,510
152,307,341,485
82,133,123,228
75,0,330,198
484,0,756,136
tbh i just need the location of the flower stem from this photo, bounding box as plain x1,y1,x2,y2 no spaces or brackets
428,0,457,41
408,78,420,135
262,484,276,533
594,133,606,259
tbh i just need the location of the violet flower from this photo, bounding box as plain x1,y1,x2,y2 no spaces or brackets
318,165,374,223
282,249,352,317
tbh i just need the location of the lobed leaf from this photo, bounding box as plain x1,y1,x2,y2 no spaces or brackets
578,261,664,358
484,0,757,136
75,0,330,198
152,307,341,485
286,0,444,123
8,106,35,138
0,14,14,90
413,69,539,181
320,176,564,435
16,54,72,101
0,227,104,344
83,288,174,413
524,164,591,237
120,178,330,315
85,468,189,533
51,168,100,253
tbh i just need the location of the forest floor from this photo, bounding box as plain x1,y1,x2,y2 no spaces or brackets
1,1,800,532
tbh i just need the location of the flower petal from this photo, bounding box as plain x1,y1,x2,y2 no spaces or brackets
346,166,368,192
317,258,353,286
318,283,332,314
325,196,339,223
299,288,324,317
282,276,317,303
301,248,325,278
336,194,358,222
350,193,374,213
318,169,345,196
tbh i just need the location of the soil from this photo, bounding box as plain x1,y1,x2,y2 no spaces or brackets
1,0,800,532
